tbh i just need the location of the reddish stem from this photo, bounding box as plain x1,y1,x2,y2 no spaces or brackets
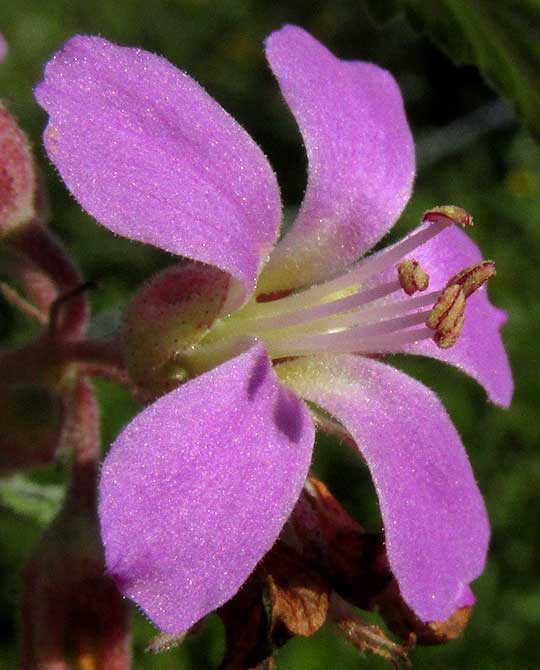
7,221,88,338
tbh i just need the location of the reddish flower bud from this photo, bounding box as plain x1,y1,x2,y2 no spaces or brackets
0,104,35,237
0,335,74,474
0,109,85,337
22,506,130,670
123,261,230,397
21,379,130,670
5,224,89,339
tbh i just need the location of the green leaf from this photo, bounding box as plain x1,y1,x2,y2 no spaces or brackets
0,475,64,524
403,0,540,141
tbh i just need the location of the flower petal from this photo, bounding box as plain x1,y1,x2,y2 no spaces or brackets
277,354,489,623
99,344,314,634
35,36,282,304
367,222,512,407
257,25,415,294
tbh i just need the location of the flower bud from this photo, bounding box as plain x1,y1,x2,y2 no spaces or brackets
21,379,130,670
22,495,130,670
123,261,230,397
0,104,36,237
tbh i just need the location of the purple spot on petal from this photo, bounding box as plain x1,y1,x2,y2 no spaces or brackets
247,352,271,399
274,386,305,443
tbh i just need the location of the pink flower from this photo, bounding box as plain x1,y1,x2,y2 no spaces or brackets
35,26,512,635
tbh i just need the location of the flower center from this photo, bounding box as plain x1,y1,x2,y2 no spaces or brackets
186,206,494,373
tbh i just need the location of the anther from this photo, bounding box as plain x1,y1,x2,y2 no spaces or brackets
434,312,465,349
397,259,429,296
426,284,466,349
446,260,496,298
423,205,473,228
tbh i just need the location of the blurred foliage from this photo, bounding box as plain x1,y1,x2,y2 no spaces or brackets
1,0,540,668
0,475,63,525
366,0,540,143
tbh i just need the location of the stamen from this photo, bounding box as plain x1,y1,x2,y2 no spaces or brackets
446,260,496,297
267,326,434,357
265,310,432,358
215,288,441,342
302,290,439,334
434,312,465,349
301,219,451,302
426,284,466,349
426,285,465,331
201,204,481,362
424,258,495,350
236,279,401,332
423,205,473,228
245,218,453,320
361,327,434,352
397,259,429,295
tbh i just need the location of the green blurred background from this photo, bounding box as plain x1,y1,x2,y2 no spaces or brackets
1,1,539,668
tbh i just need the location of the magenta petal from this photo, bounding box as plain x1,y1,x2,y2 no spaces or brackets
277,354,489,622
99,344,314,634
258,25,415,294
35,37,282,303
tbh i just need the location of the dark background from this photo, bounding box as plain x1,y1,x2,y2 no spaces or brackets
1,1,539,668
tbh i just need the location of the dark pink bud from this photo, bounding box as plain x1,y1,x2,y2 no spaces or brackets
123,261,230,397
21,379,131,670
0,106,87,338
0,104,36,236
22,514,130,670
